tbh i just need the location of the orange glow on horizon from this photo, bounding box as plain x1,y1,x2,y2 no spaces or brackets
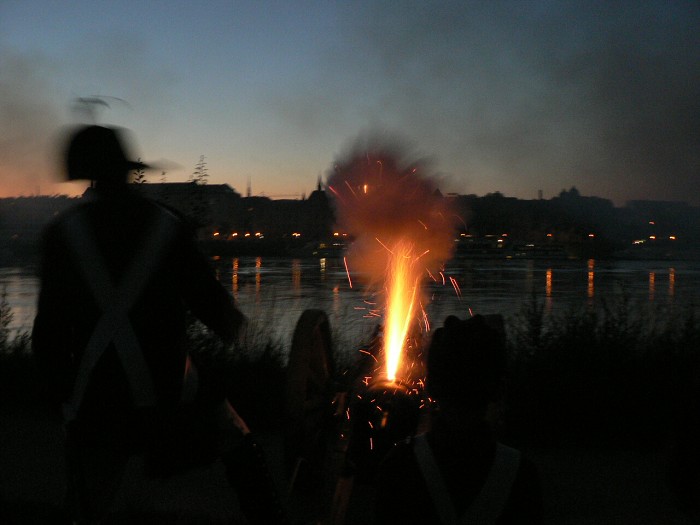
0,179,89,198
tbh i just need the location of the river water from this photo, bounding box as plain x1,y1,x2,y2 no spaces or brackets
3,256,700,356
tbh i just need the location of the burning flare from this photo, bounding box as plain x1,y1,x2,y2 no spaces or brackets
383,239,419,381
327,132,458,385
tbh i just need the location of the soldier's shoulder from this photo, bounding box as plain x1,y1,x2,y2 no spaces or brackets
43,199,92,231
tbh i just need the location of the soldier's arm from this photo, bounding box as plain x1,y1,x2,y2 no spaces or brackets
32,227,76,402
179,231,246,345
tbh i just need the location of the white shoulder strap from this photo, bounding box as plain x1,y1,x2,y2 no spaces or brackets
460,443,521,525
62,209,177,422
413,433,458,525
413,434,522,525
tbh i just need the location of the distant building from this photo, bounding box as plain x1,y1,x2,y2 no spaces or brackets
132,181,335,243
132,182,243,239
3,185,698,261
623,199,700,243
241,184,334,241
0,195,79,262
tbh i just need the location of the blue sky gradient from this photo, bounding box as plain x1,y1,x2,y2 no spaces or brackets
1,1,698,205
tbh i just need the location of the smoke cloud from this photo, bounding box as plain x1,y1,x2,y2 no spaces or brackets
327,131,458,289
326,1,700,204
0,50,65,196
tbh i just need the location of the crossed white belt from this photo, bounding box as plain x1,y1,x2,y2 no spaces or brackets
61,210,176,422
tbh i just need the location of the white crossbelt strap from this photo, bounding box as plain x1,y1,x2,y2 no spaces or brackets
461,443,521,525
62,209,176,422
413,433,458,525
413,434,521,525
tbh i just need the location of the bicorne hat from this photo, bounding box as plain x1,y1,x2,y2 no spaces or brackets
65,125,150,182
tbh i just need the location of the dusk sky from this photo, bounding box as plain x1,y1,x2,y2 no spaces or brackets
1,1,698,205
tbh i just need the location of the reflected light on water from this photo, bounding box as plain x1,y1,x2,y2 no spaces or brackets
6,257,700,347
213,255,221,280
333,284,341,316
669,267,675,299
292,259,301,293
319,257,326,281
232,258,239,297
255,257,262,299
545,268,553,312
587,259,595,300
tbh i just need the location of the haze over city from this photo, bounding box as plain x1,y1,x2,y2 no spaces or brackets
1,1,698,205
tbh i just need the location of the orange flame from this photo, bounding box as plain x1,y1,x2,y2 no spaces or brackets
383,239,420,382
326,135,459,385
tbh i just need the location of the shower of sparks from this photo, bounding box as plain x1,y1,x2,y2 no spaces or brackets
359,349,379,363
326,140,460,389
344,256,353,288
449,276,462,298
344,180,359,198
421,305,430,332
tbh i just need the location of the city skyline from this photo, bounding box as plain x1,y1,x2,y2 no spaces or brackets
1,1,698,205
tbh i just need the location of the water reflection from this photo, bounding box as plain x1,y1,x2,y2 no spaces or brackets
0,268,39,333
255,256,262,299
545,268,553,312
333,284,341,316
292,259,301,294
213,255,221,280
232,258,239,297
525,259,535,295
4,258,700,352
669,267,675,299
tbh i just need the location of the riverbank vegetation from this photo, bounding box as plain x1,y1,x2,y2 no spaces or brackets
2,291,698,451
0,290,35,411
506,296,700,448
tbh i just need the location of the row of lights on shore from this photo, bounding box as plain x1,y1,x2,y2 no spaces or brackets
634,236,677,244
641,221,678,243
458,232,574,240
212,231,265,239
458,232,678,244
211,229,678,243
210,231,351,239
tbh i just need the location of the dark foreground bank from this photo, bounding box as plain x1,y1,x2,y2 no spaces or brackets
1,349,698,525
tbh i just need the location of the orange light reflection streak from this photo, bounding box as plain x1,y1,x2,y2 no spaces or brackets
669,267,675,298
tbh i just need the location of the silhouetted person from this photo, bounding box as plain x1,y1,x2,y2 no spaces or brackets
669,366,700,520
373,314,542,524
32,125,287,524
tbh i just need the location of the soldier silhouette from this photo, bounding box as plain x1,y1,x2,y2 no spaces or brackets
32,124,287,524
373,314,543,524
